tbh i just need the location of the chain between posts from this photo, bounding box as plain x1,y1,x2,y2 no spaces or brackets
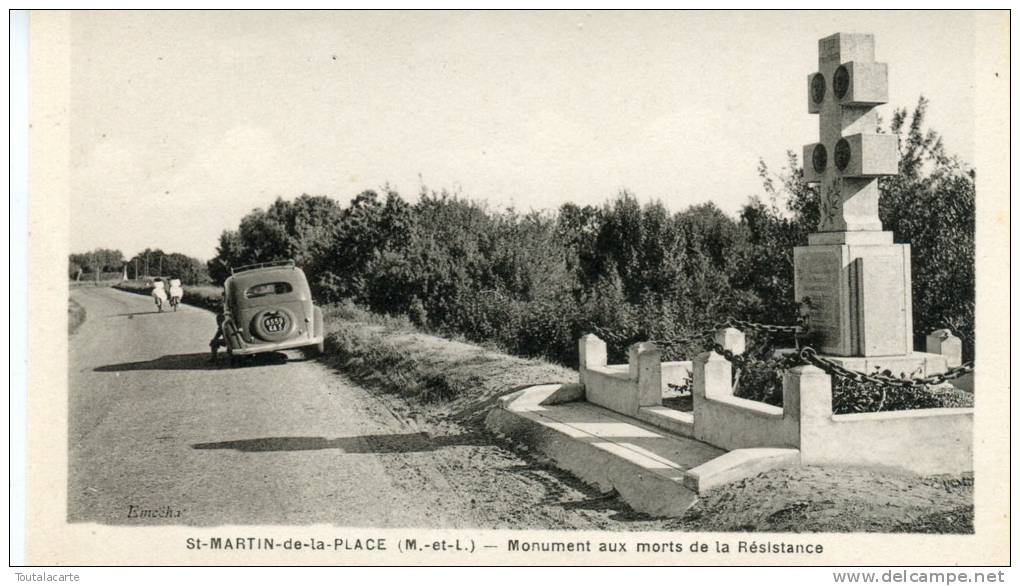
797,347,975,388
719,317,806,336
592,317,805,352
591,319,975,390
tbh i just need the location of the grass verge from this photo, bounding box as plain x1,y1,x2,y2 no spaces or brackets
68,298,86,335
319,301,577,426
70,279,123,288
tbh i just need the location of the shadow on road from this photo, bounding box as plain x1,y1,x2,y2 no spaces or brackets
192,432,490,454
110,311,167,317
94,352,289,372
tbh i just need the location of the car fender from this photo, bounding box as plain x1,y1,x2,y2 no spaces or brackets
221,318,243,350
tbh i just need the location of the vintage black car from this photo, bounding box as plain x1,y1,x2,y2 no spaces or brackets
220,260,324,364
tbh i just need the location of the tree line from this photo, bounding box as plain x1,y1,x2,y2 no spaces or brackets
207,98,975,364
69,248,124,281
69,247,210,285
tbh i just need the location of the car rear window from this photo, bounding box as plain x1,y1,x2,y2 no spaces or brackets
244,282,293,298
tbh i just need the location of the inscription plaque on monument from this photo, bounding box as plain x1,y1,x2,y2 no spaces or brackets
796,252,839,339
794,246,850,355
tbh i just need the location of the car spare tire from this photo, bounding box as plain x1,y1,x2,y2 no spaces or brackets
251,308,296,342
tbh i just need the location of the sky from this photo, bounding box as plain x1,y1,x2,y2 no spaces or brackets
64,10,979,260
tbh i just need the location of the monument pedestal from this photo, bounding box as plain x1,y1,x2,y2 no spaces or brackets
794,230,913,358
820,353,947,378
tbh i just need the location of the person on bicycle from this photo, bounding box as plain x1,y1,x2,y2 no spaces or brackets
151,278,168,312
168,278,184,310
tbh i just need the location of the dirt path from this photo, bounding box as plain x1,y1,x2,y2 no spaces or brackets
67,287,649,529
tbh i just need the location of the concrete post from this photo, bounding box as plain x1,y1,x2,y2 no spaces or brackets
692,350,732,444
926,329,962,368
714,327,746,354
784,365,831,457
628,342,662,407
693,350,732,401
578,334,607,386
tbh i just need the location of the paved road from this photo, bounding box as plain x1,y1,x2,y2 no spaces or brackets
68,287,635,529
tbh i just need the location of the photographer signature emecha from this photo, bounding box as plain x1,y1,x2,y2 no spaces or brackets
126,505,184,519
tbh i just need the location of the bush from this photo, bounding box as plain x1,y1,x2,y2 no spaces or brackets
726,330,974,413
203,97,974,383
831,379,973,414
734,360,972,414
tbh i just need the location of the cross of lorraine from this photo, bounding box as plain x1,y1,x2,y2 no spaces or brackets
803,33,898,236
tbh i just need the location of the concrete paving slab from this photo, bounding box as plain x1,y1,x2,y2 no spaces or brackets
487,384,805,516
685,448,800,493
637,405,694,437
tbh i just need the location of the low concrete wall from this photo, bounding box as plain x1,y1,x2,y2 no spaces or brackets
691,351,799,450
692,362,973,474
794,365,973,474
579,335,661,417
584,365,638,415
576,330,973,475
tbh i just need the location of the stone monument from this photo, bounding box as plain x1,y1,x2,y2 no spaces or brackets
796,33,945,374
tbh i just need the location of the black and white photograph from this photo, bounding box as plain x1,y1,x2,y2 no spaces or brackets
13,9,1010,569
